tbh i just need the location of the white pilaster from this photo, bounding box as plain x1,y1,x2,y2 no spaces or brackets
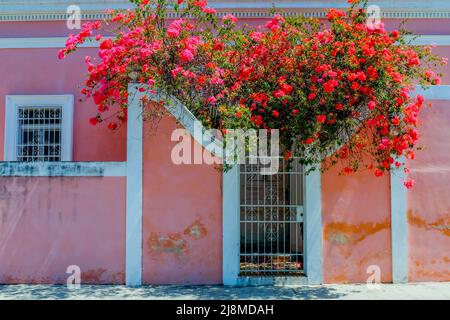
303,166,324,285
390,158,408,283
126,84,143,286
222,165,241,285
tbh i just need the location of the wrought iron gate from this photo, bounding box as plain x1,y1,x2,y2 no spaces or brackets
239,157,304,276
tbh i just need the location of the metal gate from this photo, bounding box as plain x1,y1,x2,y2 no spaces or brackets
239,157,304,276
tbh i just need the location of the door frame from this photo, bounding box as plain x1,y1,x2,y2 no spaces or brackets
222,164,324,285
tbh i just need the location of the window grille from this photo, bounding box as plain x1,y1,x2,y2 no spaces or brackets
240,157,304,276
16,106,62,162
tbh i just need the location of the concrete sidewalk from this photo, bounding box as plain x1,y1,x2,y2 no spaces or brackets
0,282,449,300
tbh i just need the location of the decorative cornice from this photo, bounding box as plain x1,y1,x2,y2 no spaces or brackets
1,1,450,21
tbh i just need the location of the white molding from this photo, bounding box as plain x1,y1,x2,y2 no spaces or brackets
212,1,450,10
407,35,450,46
222,165,240,286
415,85,450,100
4,95,74,162
390,157,408,283
149,92,223,158
0,0,449,9
303,166,323,285
0,161,126,176
0,37,101,49
2,1,450,21
4,35,450,49
126,84,143,287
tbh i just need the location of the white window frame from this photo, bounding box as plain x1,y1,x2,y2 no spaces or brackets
4,95,74,161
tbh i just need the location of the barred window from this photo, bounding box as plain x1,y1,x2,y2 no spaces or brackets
5,96,74,162
16,107,62,162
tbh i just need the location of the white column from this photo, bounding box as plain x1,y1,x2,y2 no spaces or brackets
390,158,408,283
303,166,323,285
222,165,240,285
414,85,450,100
126,84,143,286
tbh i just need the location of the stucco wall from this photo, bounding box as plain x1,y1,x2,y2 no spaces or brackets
320,100,450,284
322,164,392,283
319,29,450,284
0,47,127,162
407,100,450,282
141,114,223,285
431,47,450,85
0,177,126,284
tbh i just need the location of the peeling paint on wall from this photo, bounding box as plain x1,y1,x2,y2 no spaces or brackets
324,219,390,247
184,219,208,240
81,268,107,283
146,219,209,256
147,233,188,255
408,210,450,237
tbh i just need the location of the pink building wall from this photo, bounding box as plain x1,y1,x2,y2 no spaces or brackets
0,47,127,162
0,14,449,284
0,177,126,284
407,100,450,282
142,117,222,284
0,29,127,283
322,167,392,283
318,28,450,284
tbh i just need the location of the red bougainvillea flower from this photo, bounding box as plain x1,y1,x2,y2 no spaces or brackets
374,169,383,177
89,117,99,126
193,0,207,8
58,0,445,187
317,115,326,124
222,14,237,24
284,150,292,161
108,122,118,130
202,7,216,14
404,179,416,189
167,19,184,38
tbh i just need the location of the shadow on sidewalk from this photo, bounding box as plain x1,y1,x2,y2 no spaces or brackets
0,284,353,300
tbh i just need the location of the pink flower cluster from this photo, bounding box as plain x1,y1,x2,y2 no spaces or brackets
58,21,101,59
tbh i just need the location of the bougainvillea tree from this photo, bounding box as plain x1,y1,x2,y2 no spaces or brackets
59,0,446,187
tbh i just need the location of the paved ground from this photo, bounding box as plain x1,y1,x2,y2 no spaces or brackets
0,282,449,300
